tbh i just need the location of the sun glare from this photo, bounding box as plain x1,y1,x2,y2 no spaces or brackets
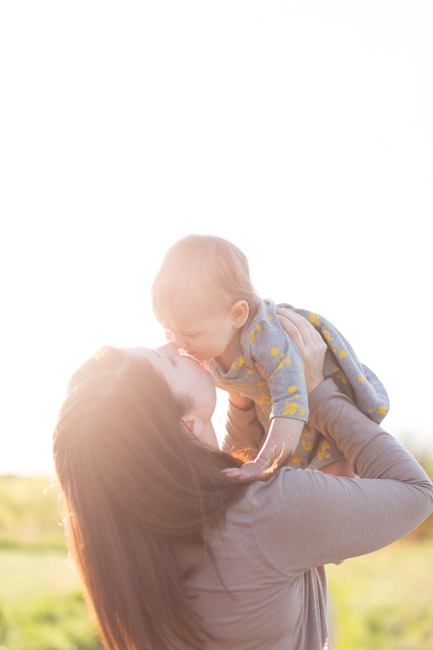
1,1,432,474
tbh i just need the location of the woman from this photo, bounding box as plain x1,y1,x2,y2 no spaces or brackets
53,311,433,650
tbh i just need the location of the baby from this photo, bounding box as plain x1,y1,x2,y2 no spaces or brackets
151,234,389,476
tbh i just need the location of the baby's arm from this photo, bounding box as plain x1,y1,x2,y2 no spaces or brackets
224,414,304,477
253,416,305,470
224,394,304,472
230,309,308,476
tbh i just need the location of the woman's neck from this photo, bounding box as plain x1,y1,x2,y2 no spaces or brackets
201,419,219,449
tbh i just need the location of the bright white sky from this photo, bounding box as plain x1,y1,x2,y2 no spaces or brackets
1,1,432,475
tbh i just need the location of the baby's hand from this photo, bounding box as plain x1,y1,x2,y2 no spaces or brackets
222,458,269,480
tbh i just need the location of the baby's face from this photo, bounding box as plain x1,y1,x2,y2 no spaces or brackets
164,304,239,362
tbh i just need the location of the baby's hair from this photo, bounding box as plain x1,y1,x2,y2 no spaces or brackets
151,234,261,326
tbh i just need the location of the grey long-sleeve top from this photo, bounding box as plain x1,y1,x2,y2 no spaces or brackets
182,380,433,650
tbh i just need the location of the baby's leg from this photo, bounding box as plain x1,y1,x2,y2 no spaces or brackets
319,457,356,478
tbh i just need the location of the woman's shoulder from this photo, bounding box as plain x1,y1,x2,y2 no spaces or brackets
232,468,302,529
223,469,309,575
243,467,329,538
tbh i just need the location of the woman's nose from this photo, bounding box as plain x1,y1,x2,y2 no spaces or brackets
164,331,186,349
157,342,180,357
172,333,187,350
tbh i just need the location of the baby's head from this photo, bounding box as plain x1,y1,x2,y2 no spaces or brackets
151,235,261,361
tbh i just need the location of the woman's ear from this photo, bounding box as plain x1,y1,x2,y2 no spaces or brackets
182,416,204,439
230,300,249,329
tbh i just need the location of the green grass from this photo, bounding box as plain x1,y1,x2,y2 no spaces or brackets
0,473,432,649
0,548,101,650
327,540,433,650
0,476,65,549
0,548,78,603
1,542,432,650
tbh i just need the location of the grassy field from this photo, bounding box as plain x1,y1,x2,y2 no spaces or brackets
0,548,100,649
0,474,432,649
0,477,101,649
1,542,432,649
0,476,65,549
328,541,433,650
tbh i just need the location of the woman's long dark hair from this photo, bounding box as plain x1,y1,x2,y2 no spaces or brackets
53,346,260,649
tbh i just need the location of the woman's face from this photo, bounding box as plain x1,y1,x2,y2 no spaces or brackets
130,343,217,429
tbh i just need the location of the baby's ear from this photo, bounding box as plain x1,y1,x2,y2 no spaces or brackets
231,300,249,329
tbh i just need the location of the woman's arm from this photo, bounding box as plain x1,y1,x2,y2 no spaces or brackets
253,379,433,572
249,309,433,571
222,397,264,455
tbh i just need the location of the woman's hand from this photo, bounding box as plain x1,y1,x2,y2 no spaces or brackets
276,307,326,394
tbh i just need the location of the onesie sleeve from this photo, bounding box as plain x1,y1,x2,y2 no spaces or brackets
245,314,309,422
250,380,433,573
